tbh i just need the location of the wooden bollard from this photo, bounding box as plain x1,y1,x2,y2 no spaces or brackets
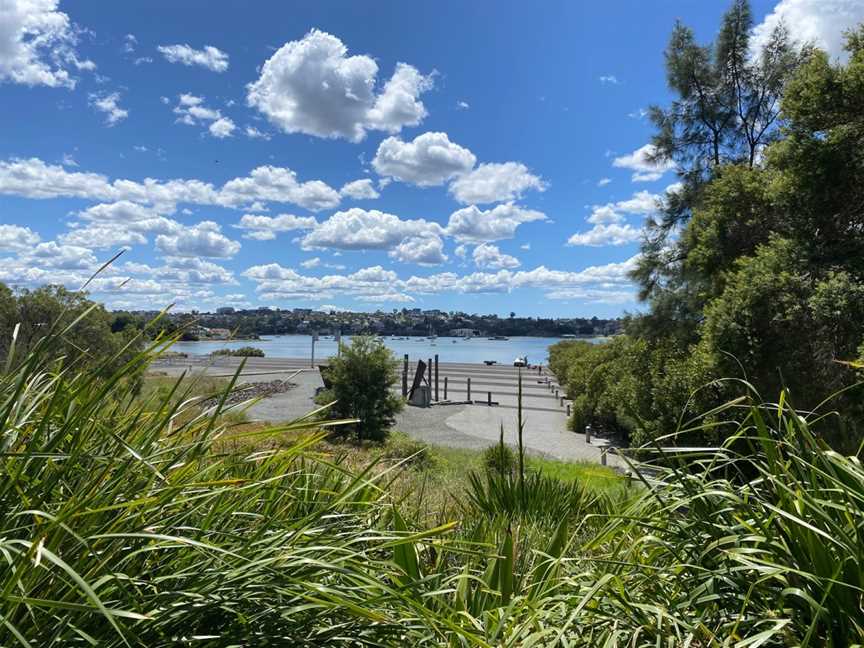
487,391,492,406
444,376,448,400
402,354,408,396
467,377,471,401
427,358,432,387
434,354,439,401
566,403,571,416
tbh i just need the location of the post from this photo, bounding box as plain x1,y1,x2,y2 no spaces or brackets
467,377,471,401
487,391,492,406
537,365,541,375
311,332,317,368
434,354,439,401
566,403,571,416
402,354,409,397
555,389,558,399
601,447,607,466
585,424,592,443
444,376,448,400
427,357,432,387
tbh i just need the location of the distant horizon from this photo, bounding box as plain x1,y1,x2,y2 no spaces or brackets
2,1,859,318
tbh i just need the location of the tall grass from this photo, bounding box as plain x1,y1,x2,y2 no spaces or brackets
3,311,864,645
0,322,450,645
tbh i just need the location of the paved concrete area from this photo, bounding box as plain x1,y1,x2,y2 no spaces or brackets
150,356,621,467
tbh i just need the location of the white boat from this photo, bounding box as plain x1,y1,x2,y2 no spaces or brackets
513,356,527,367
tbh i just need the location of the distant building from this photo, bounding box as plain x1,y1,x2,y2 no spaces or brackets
450,328,481,338
216,307,235,315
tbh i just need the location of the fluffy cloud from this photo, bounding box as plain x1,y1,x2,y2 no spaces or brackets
446,202,546,243
247,29,433,141
388,234,447,266
157,44,229,72
244,126,270,140
372,132,476,186
77,201,177,229
243,263,401,301
448,162,546,204
89,92,128,126
472,243,520,269
587,190,659,224
567,223,642,247
751,0,864,61
340,178,380,200
243,256,638,304
612,144,675,182
0,224,40,250
0,0,94,88
209,117,236,138
173,94,235,138
234,213,317,240
155,221,241,258
0,157,342,212
301,207,443,251
219,165,341,211
60,225,147,249
29,241,97,269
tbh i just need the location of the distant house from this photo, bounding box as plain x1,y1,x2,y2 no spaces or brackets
450,328,481,338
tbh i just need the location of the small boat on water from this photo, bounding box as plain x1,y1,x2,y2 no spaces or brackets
487,336,509,341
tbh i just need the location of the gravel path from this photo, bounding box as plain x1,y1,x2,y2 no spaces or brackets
151,356,621,466
394,402,622,466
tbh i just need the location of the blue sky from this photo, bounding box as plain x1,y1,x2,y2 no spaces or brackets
1,0,860,316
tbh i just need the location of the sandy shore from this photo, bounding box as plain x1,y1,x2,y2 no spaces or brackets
150,355,621,466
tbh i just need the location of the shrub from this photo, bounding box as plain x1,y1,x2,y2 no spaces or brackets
320,336,403,441
211,346,265,357
482,442,515,476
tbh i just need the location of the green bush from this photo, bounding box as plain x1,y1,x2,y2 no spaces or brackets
482,442,516,476
320,336,403,441
211,346,265,357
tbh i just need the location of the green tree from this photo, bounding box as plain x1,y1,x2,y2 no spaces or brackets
0,283,142,378
635,0,804,312
556,15,864,449
322,336,403,441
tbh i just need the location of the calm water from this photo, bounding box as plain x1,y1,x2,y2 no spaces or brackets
170,335,608,365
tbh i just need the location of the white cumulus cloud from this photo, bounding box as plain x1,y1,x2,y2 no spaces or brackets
449,162,546,204
613,144,675,182
388,234,447,266
751,0,864,62
157,44,229,72
156,221,240,258
472,243,520,269
89,91,128,126
301,207,443,252
340,178,380,200
446,202,546,243
234,213,317,240
372,131,476,186
246,29,433,141
567,223,642,247
0,224,40,250
0,0,94,88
